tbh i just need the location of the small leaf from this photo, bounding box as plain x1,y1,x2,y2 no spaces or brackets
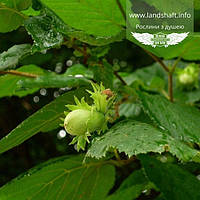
0,44,32,70
140,155,200,200
119,103,141,118
0,155,115,200
0,88,90,154
119,62,166,86
87,120,200,162
25,15,64,52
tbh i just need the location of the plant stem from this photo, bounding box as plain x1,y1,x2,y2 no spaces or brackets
143,50,176,102
171,56,181,73
168,73,173,102
114,71,127,85
109,156,135,167
0,70,38,78
144,49,169,72
161,89,170,100
116,0,126,21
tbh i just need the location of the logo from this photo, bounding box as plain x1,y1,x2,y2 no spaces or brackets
131,32,189,48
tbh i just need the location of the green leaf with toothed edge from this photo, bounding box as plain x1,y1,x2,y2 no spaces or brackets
0,154,115,200
87,120,200,162
0,88,90,155
41,0,126,37
138,92,200,144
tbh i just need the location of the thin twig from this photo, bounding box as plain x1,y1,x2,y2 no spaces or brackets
83,44,89,65
116,0,126,21
168,73,173,102
143,49,169,72
171,56,182,73
0,70,38,78
114,71,127,85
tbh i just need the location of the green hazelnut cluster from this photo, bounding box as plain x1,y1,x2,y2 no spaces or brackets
63,83,114,151
176,63,199,90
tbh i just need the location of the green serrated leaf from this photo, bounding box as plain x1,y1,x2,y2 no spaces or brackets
0,88,90,154
138,92,200,143
140,155,200,200
41,0,125,37
0,44,31,70
0,154,115,200
87,120,200,162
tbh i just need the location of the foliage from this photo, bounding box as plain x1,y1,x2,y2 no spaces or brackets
0,0,200,199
